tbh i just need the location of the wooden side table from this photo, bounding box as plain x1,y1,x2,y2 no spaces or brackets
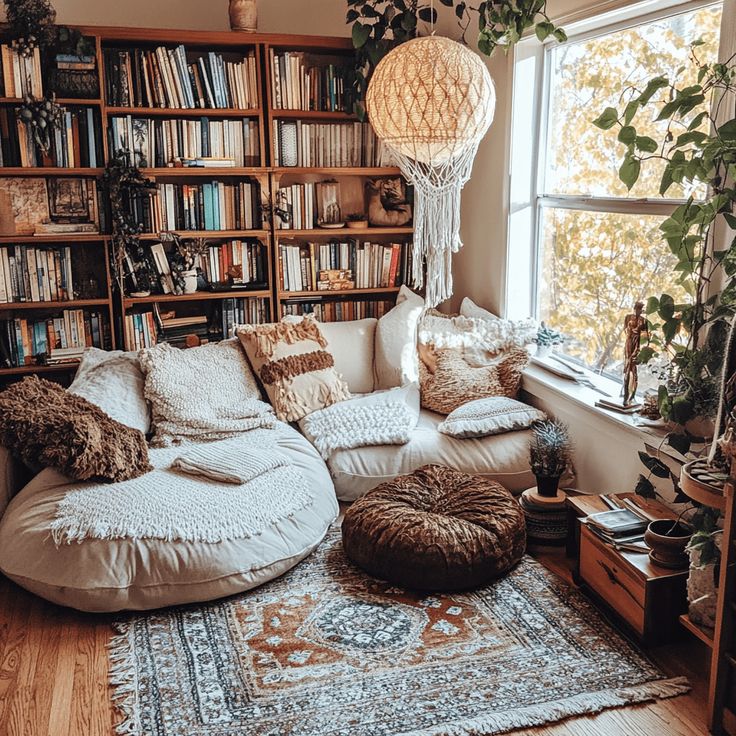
566,493,688,646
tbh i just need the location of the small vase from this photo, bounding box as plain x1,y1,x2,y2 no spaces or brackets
182,270,198,295
229,0,257,31
535,344,552,358
536,475,561,498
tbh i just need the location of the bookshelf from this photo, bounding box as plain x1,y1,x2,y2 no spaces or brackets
0,25,415,379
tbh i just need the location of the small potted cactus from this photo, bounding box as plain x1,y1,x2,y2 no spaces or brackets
346,212,369,229
535,322,564,358
529,419,572,497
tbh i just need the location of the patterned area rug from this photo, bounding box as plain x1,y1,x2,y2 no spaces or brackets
109,529,689,736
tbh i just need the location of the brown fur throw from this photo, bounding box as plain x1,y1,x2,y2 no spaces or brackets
419,347,529,415
0,376,152,483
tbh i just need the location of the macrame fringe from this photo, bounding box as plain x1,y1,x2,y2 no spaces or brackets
400,677,691,736
108,622,141,736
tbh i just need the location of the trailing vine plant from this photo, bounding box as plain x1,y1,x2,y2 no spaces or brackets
346,0,566,117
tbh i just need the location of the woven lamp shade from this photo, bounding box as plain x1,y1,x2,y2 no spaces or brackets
367,36,495,165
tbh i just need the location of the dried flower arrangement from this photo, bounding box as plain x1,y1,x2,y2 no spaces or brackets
4,0,57,57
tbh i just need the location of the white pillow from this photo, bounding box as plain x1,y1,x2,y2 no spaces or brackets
139,338,275,446
299,384,420,459
69,348,150,434
374,285,424,389
319,318,377,394
438,397,545,439
460,297,498,321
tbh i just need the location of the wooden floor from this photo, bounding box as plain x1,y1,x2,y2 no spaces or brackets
0,548,710,736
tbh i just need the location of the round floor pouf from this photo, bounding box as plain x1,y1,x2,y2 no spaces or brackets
342,464,526,591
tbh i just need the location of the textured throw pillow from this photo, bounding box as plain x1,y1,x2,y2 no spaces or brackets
299,384,420,459
374,285,425,390
139,338,275,446
318,318,377,394
237,315,351,422
459,297,498,321
420,347,529,415
439,397,545,439
0,376,151,483
69,348,150,434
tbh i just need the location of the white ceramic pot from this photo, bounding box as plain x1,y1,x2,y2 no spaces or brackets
229,0,257,31
182,269,198,295
535,344,552,358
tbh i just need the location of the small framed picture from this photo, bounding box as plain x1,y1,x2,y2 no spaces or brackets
47,178,91,223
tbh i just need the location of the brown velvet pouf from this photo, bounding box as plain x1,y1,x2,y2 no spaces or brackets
341,464,526,592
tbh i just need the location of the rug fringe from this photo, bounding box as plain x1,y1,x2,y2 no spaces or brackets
108,621,141,736
399,677,690,736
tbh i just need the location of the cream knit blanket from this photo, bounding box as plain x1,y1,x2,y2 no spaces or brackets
50,433,313,545
171,445,285,484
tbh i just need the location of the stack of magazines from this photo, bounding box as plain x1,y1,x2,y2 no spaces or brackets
585,509,649,552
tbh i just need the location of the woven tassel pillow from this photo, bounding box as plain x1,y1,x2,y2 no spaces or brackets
237,315,350,422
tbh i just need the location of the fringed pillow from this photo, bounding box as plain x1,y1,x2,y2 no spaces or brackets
439,397,545,439
0,376,152,483
237,315,350,422
419,347,529,415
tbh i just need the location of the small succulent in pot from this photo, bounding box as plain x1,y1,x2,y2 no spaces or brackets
535,322,564,357
529,419,572,497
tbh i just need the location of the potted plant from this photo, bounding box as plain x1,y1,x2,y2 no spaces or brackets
529,419,571,498
346,212,369,229
160,232,209,294
644,518,692,569
535,322,564,358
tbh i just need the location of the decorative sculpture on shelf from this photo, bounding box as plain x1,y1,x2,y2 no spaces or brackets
622,300,647,406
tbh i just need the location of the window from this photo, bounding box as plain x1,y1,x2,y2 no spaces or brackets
507,0,722,377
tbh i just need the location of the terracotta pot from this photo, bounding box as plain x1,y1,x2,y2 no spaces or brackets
346,219,368,229
229,0,257,31
644,520,692,569
535,475,561,498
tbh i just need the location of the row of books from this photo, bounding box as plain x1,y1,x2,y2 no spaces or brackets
221,297,270,338
110,116,260,169
128,181,262,234
0,107,103,168
279,241,412,292
0,310,108,368
0,245,75,304
104,47,259,110
273,121,383,168
282,299,395,322
198,240,267,287
0,45,42,99
269,50,351,112
275,182,318,229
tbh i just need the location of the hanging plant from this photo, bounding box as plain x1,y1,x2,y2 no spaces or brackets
346,0,565,118
102,150,157,292
16,94,64,154
3,0,57,57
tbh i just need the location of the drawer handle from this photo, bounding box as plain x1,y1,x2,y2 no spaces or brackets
596,560,639,605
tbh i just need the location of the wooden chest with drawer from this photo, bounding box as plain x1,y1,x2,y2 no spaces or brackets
568,493,688,646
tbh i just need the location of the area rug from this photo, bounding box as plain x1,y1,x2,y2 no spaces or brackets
109,529,689,736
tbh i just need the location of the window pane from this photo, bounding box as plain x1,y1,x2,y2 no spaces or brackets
538,208,688,379
545,4,722,199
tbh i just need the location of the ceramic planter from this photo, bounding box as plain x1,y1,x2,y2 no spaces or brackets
182,269,198,294
535,475,561,498
644,520,692,569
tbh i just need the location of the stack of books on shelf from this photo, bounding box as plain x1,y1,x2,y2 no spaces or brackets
104,46,258,109
199,240,266,288
272,121,383,167
129,180,262,233
0,309,108,368
0,245,76,304
269,50,351,112
221,297,269,337
275,182,317,229
584,508,649,552
279,241,411,292
282,299,394,322
109,116,260,168
1,106,103,168
124,311,159,351
0,45,42,98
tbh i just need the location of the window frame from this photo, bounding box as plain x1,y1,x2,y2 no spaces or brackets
506,0,723,328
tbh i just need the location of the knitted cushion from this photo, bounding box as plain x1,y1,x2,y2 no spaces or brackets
237,315,350,422
0,376,151,483
419,347,529,415
342,464,526,591
438,397,545,439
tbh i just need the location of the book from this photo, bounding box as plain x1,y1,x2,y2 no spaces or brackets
585,509,648,537
0,245,76,303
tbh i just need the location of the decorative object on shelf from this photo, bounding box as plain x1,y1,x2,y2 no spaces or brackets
346,213,368,229
640,392,662,421
366,36,495,307
622,300,647,406
596,47,736,473
535,322,563,358
316,180,343,228
181,270,199,295
16,95,64,155
366,177,412,227
159,232,210,296
228,0,257,32
528,419,571,501
3,0,57,57
102,150,157,292
48,27,99,98
644,519,692,569
347,1,565,119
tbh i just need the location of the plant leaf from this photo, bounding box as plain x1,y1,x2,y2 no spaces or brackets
638,451,670,478
352,22,371,49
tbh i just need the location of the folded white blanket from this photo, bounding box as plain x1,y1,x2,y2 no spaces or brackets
171,445,286,485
